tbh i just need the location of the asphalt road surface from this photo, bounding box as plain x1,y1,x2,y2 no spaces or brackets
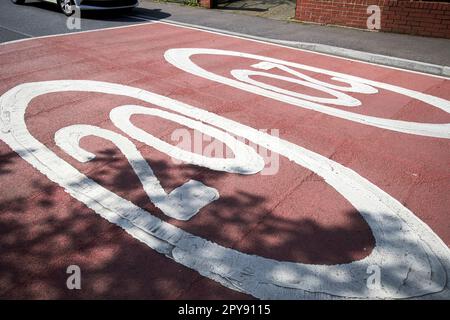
0,2,450,300
0,0,160,43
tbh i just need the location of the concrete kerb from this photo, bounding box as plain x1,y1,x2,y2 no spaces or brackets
141,17,450,78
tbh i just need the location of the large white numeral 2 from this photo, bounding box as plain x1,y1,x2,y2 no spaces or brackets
55,124,219,221
54,106,264,221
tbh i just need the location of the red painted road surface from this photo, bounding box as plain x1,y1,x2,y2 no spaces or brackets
0,22,449,299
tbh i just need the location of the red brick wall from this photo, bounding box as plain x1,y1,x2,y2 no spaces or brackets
295,0,450,38
199,0,215,8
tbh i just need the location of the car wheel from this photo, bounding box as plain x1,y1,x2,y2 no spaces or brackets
58,0,75,16
11,0,26,4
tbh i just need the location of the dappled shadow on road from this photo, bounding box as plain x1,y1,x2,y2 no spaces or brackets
0,144,446,299
0,152,16,176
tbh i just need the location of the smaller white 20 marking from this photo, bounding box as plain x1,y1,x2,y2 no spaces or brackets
164,48,450,139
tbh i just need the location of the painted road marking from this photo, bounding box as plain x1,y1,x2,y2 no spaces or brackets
1,80,449,299
1,21,449,299
165,48,450,139
109,105,265,175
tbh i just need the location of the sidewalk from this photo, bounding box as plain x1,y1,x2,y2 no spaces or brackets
136,0,450,69
215,0,296,21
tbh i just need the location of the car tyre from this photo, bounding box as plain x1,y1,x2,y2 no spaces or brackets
119,7,135,16
58,0,75,16
121,8,135,15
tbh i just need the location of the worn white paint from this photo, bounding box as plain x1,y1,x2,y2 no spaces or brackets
231,61,377,107
55,124,219,221
231,69,361,107
0,80,449,299
164,48,450,139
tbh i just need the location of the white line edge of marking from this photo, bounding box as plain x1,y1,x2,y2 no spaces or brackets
0,21,156,46
0,23,34,38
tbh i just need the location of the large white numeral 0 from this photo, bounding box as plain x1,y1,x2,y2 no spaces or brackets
0,80,449,299
108,105,265,175
164,48,450,139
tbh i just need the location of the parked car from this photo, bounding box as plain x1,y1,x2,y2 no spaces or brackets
10,0,139,17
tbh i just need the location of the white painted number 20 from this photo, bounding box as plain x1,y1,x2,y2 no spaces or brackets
0,48,449,299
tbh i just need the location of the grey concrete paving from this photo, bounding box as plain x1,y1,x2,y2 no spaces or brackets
215,0,296,21
138,1,450,66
